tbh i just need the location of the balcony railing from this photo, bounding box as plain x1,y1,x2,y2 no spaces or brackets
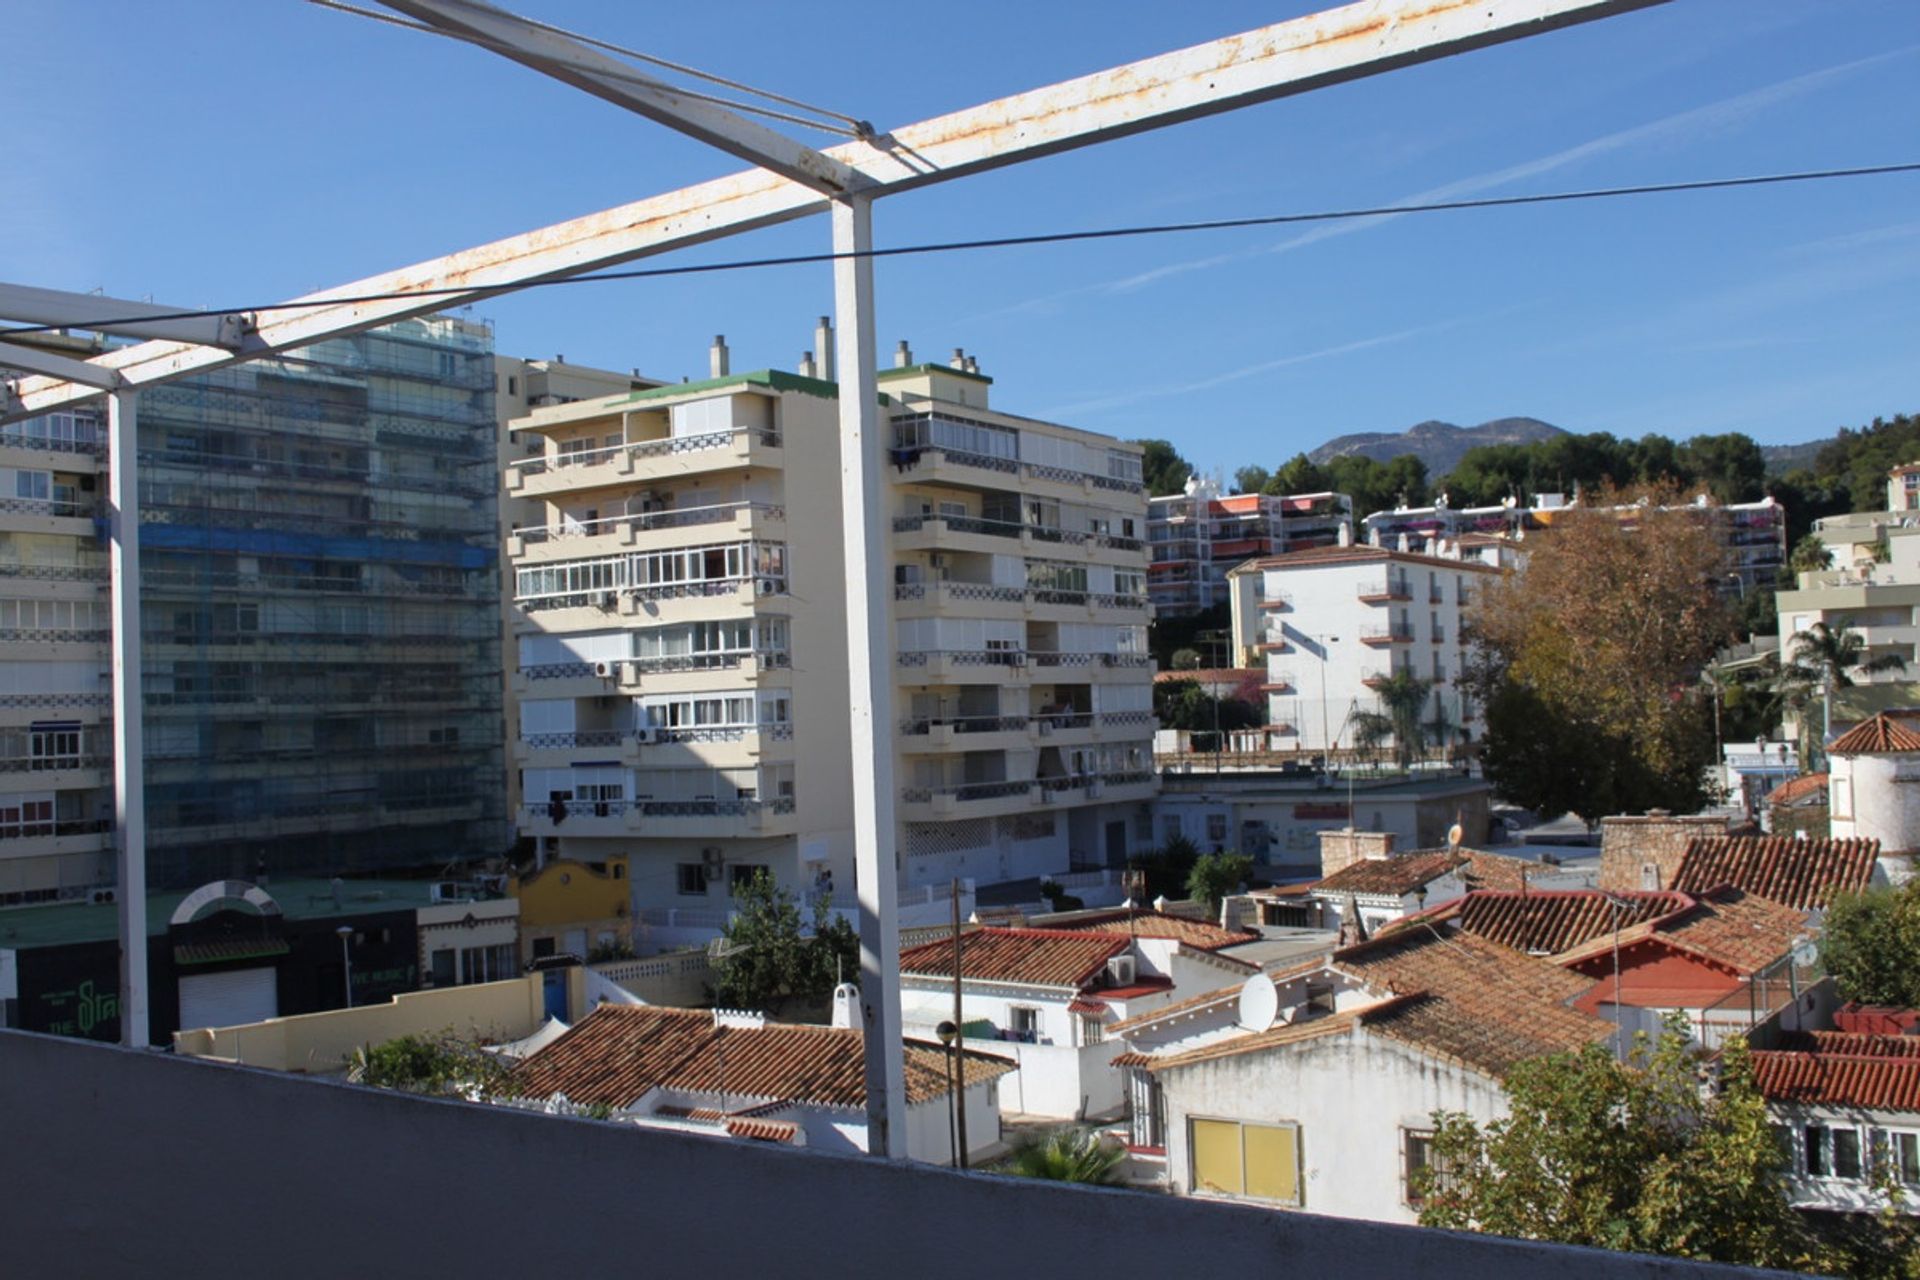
0,754,108,774
509,427,781,477
1356,580,1412,602
1359,627,1414,646
893,582,1027,604
521,723,793,749
519,502,784,545
1098,710,1156,727
0,816,111,842
900,714,1031,735
1101,769,1156,787
888,443,1144,495
524,795,795,821
897,649,1025,668
0,496,92,519
900,780,1031,803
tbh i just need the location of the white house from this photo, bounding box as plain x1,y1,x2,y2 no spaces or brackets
1112,926,1613,1222
1755,1029,1920,1217
898,921,1254,1120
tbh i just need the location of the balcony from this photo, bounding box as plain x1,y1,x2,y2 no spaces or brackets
1260,671,1296,693
519,796,796,838
1359,626,1413,647
897,649,1028,683
516,724,793,766
515,503,786,561
1356,579,1412,603
887,443,1144,500
506,427,783,497
897,779,1036,819
1257,591,1294,612
898,714,1031,752
1361,667,1406,689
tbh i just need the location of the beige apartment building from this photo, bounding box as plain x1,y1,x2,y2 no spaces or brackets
504,336,1158,915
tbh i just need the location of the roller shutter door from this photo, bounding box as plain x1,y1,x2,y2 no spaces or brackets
178,967,278,1031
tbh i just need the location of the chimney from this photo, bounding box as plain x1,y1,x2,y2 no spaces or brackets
963,356,979,375
814,316,835,381
894,340,913,368
830,982,860,1030
949,347,966,370
709,335,730,379
798,351,816,379
1318,829,1395,879
1337,522,1352,548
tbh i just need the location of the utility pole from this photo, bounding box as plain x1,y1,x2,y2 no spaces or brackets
950,877,969,1168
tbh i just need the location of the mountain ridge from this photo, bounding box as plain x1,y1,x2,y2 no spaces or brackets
1304,417,1820,478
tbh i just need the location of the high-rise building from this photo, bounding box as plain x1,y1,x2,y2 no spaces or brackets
1147,477,1352,617
505,336,1158,918
0,317,510,906
135,317,507,889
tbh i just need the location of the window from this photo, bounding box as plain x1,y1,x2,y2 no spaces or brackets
677,864,708,896
1403,1129,1453,1205
1080,1013,1105,1045
429,949,456,987
1874,1130,1920,1185
1009,1006,1040,1043
1128,1068,1166,1149
1205,813,1229,846
1189,1118,1300,1205
729,863,770,890
1806,1124,1864,1179
459,943,516,985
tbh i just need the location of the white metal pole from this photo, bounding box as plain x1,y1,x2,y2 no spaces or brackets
832,194,906,1158
108,390,148,1048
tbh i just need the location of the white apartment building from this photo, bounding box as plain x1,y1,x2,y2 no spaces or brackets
1365,491,1786,594
0,401,112,907
503,334,1158,920
1225,543,1503,756
495,353,661,825
1147,476,1351,617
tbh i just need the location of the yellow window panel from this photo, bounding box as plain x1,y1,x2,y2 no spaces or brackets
1244,1124,1299,1204
1191,1118,1244,1196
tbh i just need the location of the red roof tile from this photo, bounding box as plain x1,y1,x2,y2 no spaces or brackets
1753,1051,1920,1112
1774,1030,1920,1058
1671,836,1880,911
724,1117,801,1143
1314,852,1464,897
1829,714,1920,756
1059,910,1258,951
1439,889,1689,955
1765,773,1828,807
899,927,1128,989
513,1006,1013,1110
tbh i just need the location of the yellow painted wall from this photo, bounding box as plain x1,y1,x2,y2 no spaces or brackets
511,856,631,930
171,972,565,1073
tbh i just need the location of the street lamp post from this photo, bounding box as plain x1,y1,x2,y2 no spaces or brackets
935,1020,960,1169
1312,634,1340,765
335,924,355,1009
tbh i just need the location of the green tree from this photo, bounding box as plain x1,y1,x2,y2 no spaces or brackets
1775,622,1908,760
714,871,859,1015
348,1032,519,1099
1677,432,1766,503
1265,452,1330,496
1134,438,1193,497
1351,670,1435,768
1232,464,1271,495
1005,1127,1125,1184
1467,486,1732,820
1419,1022,1820,1271
1152,677,1262,748
1187,851,1252,911
1821,882,1920,1008
1788,534,1831,577
1131,835,1199,902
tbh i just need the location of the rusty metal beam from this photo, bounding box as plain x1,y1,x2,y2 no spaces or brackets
4,0,1665,422
377,0,868,197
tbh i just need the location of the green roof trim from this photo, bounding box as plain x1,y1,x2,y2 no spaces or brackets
0,877,446,951
877,362,993,386
609,368,842,405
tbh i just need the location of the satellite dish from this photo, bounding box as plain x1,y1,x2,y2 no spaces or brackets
1446,823,1464,850
1791,937,1819,970
1237,972,1279,1032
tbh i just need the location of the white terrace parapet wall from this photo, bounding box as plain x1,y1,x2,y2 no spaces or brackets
0,1029,1792,1280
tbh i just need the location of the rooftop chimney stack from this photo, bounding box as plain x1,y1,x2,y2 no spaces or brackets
949,347,966,370
963,356,979,375
709,335,730,379
814,316,835,381
798,351,816,379
895,340,913,368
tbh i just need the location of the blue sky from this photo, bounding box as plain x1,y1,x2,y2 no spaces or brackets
8,0,1918,477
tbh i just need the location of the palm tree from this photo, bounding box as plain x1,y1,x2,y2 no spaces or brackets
1776,621,1907,762
1005,1127,1125,1185
1355,671,1436,770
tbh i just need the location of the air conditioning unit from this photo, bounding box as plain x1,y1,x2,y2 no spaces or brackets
593,660,615,679
88,887,117,906
1106,955,1137,986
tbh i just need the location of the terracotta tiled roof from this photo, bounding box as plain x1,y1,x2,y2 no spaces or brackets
1314,852,1464,897
1765,773,1828,808
1363,990,1611,1079
724,1117,801,1143
1067,997,1109,1016
1146,1002,1380,1072
1456,849,1543,892
1437,890,1689,955
1829,713,1920,756
1653,888,1807,974
1753,1051,1920,1112
899,927,1129,989
1060,910,1258,951
513,1006,1013,1111
1774,1030,1920,1058
1670,836,1880,911
1334,926,1598,1012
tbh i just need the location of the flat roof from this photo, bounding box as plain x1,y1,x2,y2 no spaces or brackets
0,877,449,951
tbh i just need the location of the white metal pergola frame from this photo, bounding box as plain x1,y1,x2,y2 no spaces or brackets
0,0,1665,1156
